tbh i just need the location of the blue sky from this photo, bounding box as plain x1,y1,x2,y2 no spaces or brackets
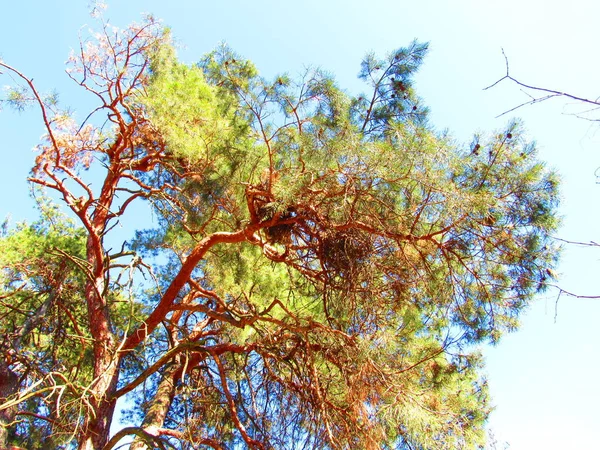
2,1,600,448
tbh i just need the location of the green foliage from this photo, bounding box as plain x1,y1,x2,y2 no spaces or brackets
144,45,223,159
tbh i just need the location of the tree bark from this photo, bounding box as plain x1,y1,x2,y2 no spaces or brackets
78,236,119,450
129,362,180,450
0,360,18,449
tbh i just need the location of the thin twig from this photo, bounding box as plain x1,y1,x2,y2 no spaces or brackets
484,49,600,118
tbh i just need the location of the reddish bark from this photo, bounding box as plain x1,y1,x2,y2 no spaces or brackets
122,227,259,353
0,361,18,449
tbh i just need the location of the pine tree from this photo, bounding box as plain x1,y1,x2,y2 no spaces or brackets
0,16,559,450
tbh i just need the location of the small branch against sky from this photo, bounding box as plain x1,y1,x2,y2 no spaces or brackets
484,48,600,120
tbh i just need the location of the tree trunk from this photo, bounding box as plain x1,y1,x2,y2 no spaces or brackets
130,362,180,450
77,323,119,450
78,236,118,450
0,360,18,449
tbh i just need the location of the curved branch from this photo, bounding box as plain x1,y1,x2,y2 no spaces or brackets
102,426,167,450
210,350,265,450
0,62,61,154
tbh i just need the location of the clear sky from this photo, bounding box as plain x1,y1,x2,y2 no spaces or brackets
1,1,599,448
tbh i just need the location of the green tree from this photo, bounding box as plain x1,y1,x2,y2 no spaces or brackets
0,202,90,449
0,16,559,450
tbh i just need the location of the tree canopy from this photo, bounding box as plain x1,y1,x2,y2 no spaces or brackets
0,15,559,450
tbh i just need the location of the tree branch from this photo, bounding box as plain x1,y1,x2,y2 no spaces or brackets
484,49,600,118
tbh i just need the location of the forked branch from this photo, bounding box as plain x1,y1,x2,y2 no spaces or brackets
484,49,600,119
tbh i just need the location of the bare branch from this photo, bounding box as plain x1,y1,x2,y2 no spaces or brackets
485,49,600,119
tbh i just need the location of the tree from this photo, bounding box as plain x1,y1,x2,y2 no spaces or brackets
0,15,560,450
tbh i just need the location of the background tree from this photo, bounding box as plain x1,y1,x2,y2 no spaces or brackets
0,15,560,450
